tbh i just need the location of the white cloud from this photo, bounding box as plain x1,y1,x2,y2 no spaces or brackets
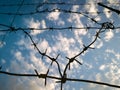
1,59,6,64
92,39,103,49
47,11,60,21
14,51,24,61
95,73,102,81
29,52,47,73
72,5,79,11
107,0,119,3
41,20,47,28
7,43,56,90
84,0,98,16
25,18,46,35
52,33,76,54
115,53,120,60
57,19,65,26
67,9,87,36
99,64,106,70
37,39,50,53
103,8,112,18
0,41,6,48
104,31,114,42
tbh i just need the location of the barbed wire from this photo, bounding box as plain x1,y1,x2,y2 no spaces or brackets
0,1,119,90
0,21,117,90
0,8,111,15
0,2,120,7
0,69,120,89
0,22,117,33
98,3,120,14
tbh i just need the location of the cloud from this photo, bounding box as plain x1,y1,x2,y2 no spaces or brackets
52,33,76,55
47,10,60,21
0,76,56,90
1,1,120,90
57,19,65,26
92,39,103,49
99,64,106,70
14,51,25,61
103,8,112,18
84,0,98,16
1,59,6,64
25,18,46,35
0,41,6,48
72,5,79,11
5,43,56,90
107,0,119,3
104,31,114,42
47,9,64,26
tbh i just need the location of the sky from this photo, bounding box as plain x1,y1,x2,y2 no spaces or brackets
0,0,120,90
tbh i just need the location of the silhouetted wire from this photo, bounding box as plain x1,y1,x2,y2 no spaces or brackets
0,1,119,90
0,24,118,32
0,2,120,7
22,29,62,77
63,26,103,75
0,9,111,15
0,70,120,88
98,3,120,14
61,22,115,90
10,0,24,26
0,0,25,49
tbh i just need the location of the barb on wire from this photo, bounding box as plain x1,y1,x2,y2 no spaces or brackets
46,54,60,66
22,29,62,77
45,54,62,77
102,22,114,29
56,73,67,90
65,56,82,70
1,70,120,88
22,30,43,56
68,25,73,31
95,31,101,39
63,23,105,75
0,1,119,90
34,69,49,86
0,24,15,32
41,49,47,59
0,23,115,33
83,44,95,52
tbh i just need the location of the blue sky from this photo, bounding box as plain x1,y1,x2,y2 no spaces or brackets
1,0,120,90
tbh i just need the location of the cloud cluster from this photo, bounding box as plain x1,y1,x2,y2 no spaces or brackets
1,0,120,90
25,18,46,35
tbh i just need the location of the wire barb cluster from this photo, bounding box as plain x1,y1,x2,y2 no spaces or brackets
0,21,118,90
0,1,120,90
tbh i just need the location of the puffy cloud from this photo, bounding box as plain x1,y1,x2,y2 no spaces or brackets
47,9,64,26
14,51,24,61
0,41,5,48
104,31,114,42
25,18,46,35
47,10,60,21
92,38,103,49
57,19,65,26
107,0,119,3
103,8,112,18
72,5,79,11
52,33,76,55
84,0,98,16
99,64,106,70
